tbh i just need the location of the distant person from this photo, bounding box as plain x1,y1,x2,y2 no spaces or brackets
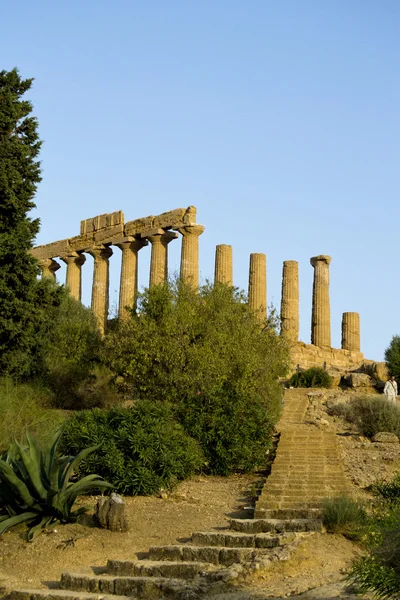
384,376,398,403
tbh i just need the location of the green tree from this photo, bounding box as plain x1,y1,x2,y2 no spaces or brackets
101,279,289,474
385,335,400,380
0,68,62,378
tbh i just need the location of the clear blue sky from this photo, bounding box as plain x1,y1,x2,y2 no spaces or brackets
2,1,399,361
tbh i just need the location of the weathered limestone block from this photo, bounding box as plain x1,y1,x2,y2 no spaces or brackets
214,244,233,285
290,341,364,374
80,210,124,235
68,233,93,252
31,239,71,260
280,260,299,342
95,493,128,531
372,432,399,443
39,258,60,279
179,224,205,288
248,253,267,323
116,237,148,319
182,205,197,226
342,312,360,352
94,223,125,244
344,372,371,388
310,255,332,347
362,361,389,383
153,208,186,229
125,216,155,236
87,245,113,334
60,252,86,301
144,229,178,287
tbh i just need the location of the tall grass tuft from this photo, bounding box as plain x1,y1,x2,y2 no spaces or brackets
322,494,368,540
0,377,65,451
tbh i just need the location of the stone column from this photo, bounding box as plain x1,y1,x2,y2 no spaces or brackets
116,237,148,319
88,245,113,334
341,312,360,352
39,258,60,280
179,225,205,288
144,229,178,287
60,253,86,301
310,255,332,347
280,260,299,342
248,253,267,323
214,244,233,285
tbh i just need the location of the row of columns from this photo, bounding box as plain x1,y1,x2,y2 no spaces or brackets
280,255,360,351
212,247,360,351
39,225,205,334
40,237,360,352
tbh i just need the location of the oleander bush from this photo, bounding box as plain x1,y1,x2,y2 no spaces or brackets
60,401,205,495
289,367,333,388
101,279,289,475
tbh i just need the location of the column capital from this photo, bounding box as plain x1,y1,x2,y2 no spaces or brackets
144,229,178,245
60,252,86,266
178,224,205,238
310,255,331,267
115,238,149,252
39,258,61,276
87,245,113,260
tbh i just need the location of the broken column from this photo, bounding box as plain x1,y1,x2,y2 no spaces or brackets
248,253,267,323
61,253,86,301
145,229,178,287
88,245,113,334
280,260,299,342
341,312,360,352
39,258,60,280
214,244,233,285
310,255,332,347
179,225,205,288
116,238,148,319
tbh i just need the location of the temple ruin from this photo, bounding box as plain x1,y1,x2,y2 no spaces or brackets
31,206,365,372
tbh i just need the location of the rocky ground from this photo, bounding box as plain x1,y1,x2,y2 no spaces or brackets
1,386,397,599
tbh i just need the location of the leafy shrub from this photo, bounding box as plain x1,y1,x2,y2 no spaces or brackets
101,280,289,475
289,367,333,388
0,377,65,451
385,335,400,380
0,432,112,539
322,494,367,540
373,474,400,505
350,556,400,600
347,396,400,438
60,401,205,495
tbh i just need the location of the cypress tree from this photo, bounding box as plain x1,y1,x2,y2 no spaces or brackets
0,68,61,378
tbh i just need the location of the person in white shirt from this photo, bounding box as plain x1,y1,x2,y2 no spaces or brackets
384,376,398,403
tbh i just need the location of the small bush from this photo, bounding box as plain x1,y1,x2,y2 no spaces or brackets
322,494,367,540
0,377,65,451
60,401,205,495
373,474,400,504
289,367,333,388
348,396,400,438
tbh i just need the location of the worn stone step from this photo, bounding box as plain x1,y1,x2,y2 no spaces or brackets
254,508,323,519
107,559,214,579
9,591,131,600
60,572,192,599
229,518,323,534
147,544,277,566
190,531,294,548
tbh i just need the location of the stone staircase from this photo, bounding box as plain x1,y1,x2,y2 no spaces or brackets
7,388,350,600
255,388,352,519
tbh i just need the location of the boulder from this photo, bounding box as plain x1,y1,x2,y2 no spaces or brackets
372,432,399,444
345,373,371,388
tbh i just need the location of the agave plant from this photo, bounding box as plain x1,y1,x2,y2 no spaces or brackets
0,431,113,539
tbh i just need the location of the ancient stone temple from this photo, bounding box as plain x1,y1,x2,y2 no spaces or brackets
32,205,366,373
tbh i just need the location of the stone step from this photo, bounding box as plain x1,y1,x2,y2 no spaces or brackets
190,531,294,548
147,544,278,566
229,518,323,534
107,559,214,579
60,572,192,599
9,591,132,600
254,507,322,519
